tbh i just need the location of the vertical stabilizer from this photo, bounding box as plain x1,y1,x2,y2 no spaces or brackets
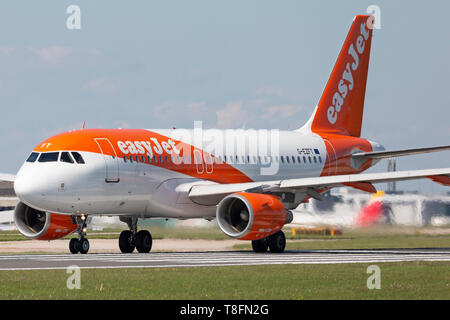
302,15,374,137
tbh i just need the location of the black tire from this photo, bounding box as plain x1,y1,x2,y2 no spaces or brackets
69,238,80,254
119,230,135,253
268,231,286,253
79,238,90,254
252,238,268,253
135,230,152,253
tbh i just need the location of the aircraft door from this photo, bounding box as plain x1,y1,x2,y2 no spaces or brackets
94,138,120,183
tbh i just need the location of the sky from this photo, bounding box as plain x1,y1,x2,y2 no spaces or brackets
0,0,449,193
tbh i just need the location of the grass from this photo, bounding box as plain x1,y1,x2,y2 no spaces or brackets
234,226,450,250
0,226,449,299
2,225,450,255
0,262,449,299
0,226,229,242
149,226,229,240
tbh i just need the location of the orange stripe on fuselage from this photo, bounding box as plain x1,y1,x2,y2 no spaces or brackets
34,129,253,184
318,133,373,176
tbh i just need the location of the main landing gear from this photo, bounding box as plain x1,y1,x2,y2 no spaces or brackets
119,217,152,253
69,215,90,254
251,230,286,253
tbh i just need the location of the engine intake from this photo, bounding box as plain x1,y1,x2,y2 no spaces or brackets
216,192,292,240
14,202,77,240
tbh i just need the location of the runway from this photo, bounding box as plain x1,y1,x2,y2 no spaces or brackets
0,248,449,270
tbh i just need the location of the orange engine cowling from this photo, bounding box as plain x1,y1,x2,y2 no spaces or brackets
216,192,292,241
14,202,77,240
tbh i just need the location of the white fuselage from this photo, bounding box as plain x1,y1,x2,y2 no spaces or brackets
13,129,379,219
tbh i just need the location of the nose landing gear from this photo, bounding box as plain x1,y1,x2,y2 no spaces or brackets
119,217,152,253
69,215,90,254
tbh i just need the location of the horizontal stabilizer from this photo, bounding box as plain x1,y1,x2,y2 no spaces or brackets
352,145,450,160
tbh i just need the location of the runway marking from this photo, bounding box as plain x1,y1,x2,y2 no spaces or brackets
0,249,449,270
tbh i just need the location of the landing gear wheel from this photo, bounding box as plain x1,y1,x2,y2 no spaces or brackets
135,230,152,253
252,238,268,253
79,238,90,254
69,238,80,254
119,230,135,253
268,231,286,253
70,214,90,254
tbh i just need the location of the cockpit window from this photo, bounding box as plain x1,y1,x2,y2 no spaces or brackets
60,152,74,163
71,152,85,164
38,152,59,162
26,152,40,163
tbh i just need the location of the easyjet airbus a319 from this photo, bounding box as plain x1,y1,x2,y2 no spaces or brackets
1,15,449,254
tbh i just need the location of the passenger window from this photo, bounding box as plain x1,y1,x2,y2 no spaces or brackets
26,152,39,163
286,156,290,164
141,155,145,163
135,156,139,162
281,156,284,163
129,155,133,163
147,155,151,163
318,156,322,163
71,152,85,164
303,156,306,163
60,152,74,163
313,156,317,163
38,152,59,162
297,156,301,163
153,156,157,163
159,156,163,163
308,156,312,163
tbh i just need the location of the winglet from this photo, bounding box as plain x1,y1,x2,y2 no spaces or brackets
428,175,450,186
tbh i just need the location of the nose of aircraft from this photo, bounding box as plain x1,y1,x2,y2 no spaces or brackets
14,165,51,208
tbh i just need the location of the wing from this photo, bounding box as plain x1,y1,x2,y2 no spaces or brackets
188,168,450,206
0,173,15,197
352,145,450,160
0,173,15,182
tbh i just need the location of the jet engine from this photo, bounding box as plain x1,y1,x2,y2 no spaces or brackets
216,192,293,240
14,202,77,240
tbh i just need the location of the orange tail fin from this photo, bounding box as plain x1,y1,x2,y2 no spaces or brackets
309,15,374,137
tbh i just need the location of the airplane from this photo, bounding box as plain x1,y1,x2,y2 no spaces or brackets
1,15,449,254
